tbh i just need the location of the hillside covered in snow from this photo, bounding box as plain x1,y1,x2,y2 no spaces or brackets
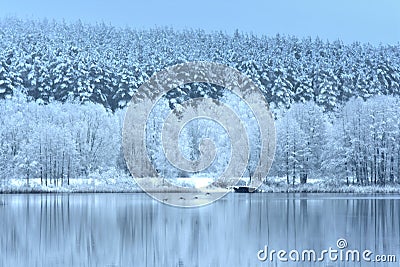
1,18,399,111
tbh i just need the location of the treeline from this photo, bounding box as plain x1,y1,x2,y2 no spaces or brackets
271,96,400,185
0,18,400,111
1,18,399,187
1,93,399,186
0,92,125,186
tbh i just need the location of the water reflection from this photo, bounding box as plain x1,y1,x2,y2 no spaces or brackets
0,193,399,266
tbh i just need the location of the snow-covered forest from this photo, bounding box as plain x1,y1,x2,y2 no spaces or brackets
1,18,399,110
271,96,400,186
1,18,400,191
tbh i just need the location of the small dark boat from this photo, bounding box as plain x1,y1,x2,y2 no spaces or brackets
232,186,257,193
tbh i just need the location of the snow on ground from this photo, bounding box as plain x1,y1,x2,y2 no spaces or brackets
1,173,140,193
259,176,400,193
267,176,325,185
2,175,400,193
174,178,214,188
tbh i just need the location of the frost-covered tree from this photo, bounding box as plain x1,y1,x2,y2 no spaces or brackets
324,96,400,185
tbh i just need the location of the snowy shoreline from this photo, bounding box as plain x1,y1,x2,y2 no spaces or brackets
2,181,400,194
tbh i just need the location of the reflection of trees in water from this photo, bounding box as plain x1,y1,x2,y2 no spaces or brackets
1,194,399,266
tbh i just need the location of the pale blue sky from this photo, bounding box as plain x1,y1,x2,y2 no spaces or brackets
0,0,399,44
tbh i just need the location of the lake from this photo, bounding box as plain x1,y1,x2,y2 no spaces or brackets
1,193,399,267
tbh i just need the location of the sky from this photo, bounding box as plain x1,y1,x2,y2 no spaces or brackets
0,0,399,45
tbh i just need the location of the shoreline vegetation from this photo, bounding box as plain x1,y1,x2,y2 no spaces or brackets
2,177,400,194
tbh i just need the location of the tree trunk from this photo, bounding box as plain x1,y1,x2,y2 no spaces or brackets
286,150,289,185
61,151,65,186
67,156,71,186
40,143,43,185
26,167,29,187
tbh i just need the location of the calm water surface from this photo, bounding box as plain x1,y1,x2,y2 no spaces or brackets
1,193,399,267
